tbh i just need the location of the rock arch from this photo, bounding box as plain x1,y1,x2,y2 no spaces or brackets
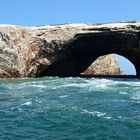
0,22,140,78
44,26,140,78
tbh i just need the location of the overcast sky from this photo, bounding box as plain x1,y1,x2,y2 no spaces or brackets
0,0,139,74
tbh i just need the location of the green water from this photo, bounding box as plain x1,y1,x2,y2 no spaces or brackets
0,77,140,140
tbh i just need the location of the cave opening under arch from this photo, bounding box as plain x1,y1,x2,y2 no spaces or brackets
81,53,137,78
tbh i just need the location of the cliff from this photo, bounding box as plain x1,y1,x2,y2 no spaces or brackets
0,22,140,78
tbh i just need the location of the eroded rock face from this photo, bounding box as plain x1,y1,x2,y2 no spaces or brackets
0,22,140,78
83,54,123,75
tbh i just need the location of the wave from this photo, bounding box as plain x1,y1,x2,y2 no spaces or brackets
82,109,106,117
22,101,32,106
1,77,140,91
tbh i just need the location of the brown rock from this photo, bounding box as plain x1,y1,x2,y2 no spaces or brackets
83,54,123,75
0,22,140,78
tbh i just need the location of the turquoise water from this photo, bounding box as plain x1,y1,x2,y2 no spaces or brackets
0,77,140,140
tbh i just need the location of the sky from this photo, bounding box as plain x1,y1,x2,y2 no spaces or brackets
0,0,139,74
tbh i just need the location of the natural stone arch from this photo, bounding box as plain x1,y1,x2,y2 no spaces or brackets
0,22,140,78
71,32,140,77
43,29,140,78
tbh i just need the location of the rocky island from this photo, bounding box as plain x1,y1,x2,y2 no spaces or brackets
83,54,122,76
0,21,140,78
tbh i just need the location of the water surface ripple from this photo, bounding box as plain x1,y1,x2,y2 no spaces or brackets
0,77,140,140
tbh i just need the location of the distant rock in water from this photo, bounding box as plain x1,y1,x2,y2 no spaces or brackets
83,54,123,75
0,22,140,78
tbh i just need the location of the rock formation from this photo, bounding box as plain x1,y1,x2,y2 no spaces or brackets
83,54,123,75
0,21,140,78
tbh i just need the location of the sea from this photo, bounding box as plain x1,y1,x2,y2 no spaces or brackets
0,77,140,140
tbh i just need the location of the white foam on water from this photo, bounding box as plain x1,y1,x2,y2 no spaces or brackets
57,83,88,88
116,115,133,121
29,84,47,88
22,101,32,106
59,95,69,98
82,109,106,117
71,106,78,111
11,106,22,112
112,99,137,103
113,80,140,87
87,78,115,91
103,116,112,120
61,78,113,91
117,116,123,119
95,83,107,89
119,91,128,95
52,78,114,90
131,91,140,100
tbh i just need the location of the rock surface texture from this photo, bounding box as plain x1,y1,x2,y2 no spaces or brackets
83,54,123,75
0,22,140,78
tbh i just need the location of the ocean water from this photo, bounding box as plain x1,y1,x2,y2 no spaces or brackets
0,77,140,140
